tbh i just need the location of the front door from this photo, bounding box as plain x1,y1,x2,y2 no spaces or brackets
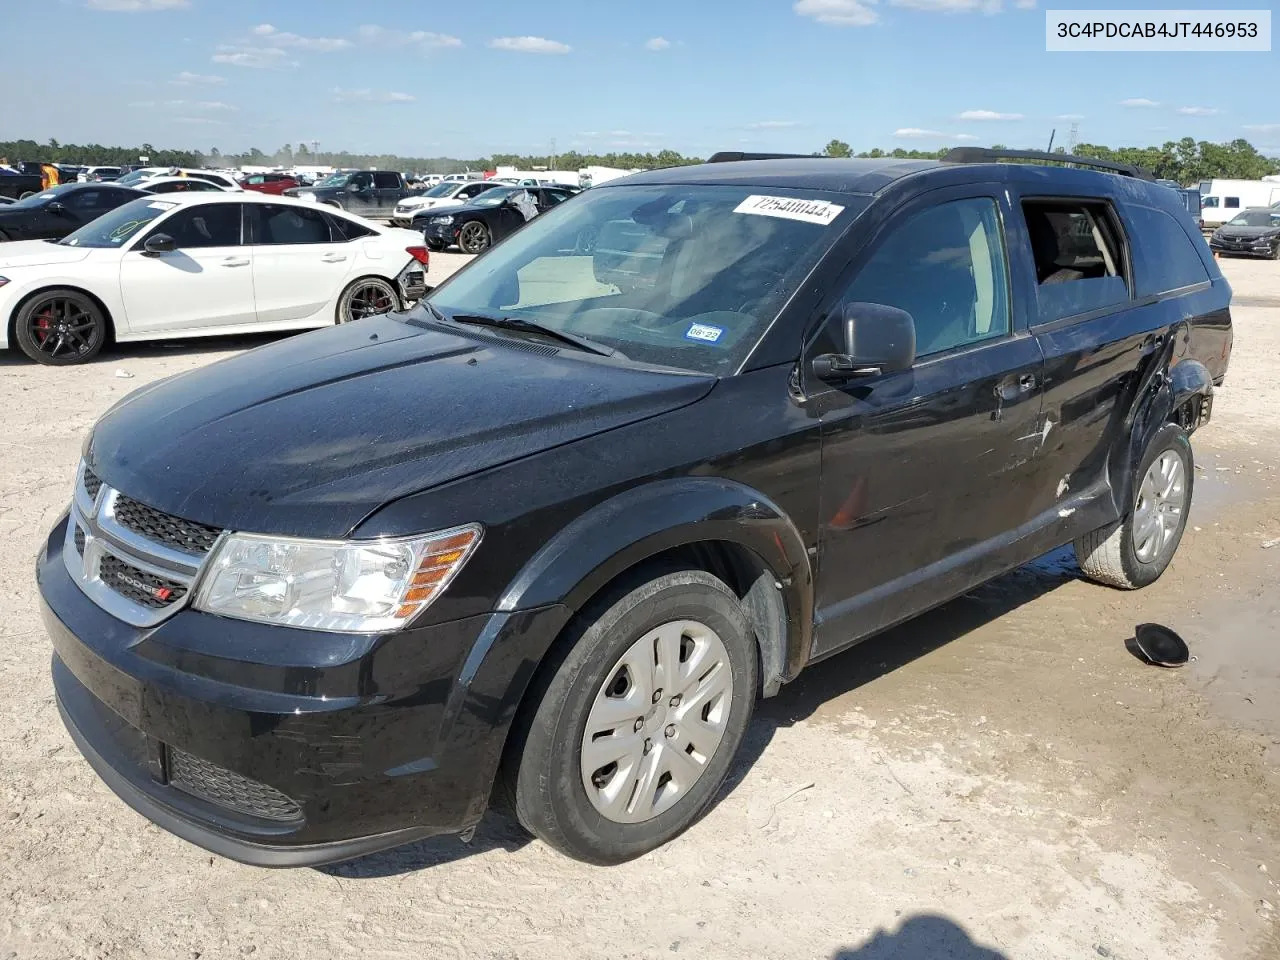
809,188,1046,657
343,173,378,217
119,203,256,333
247,203,354,324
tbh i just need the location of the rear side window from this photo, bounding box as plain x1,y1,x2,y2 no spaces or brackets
373,172,401,189
1123,205,1211,296
1022,199,1129,323
253,204,336,244
326,213,376,241
1224,197,1240,208
843,197,1010,357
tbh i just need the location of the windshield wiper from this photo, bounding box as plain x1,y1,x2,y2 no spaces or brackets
446,312,621,358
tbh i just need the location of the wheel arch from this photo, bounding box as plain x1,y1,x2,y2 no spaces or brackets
7,284,117,350
337,274,402,321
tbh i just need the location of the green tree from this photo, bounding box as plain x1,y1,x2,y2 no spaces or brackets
824,139,852,158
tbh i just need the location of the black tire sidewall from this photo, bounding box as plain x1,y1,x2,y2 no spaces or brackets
1120,423,1193,587
460,221,489,254
14,290,106,365
514,571,757,865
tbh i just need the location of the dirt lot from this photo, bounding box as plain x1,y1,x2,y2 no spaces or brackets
1,256,1278,960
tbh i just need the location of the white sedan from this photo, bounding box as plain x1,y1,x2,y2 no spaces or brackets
0,192,429,365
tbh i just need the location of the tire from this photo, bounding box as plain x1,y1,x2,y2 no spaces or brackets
13,288,108,365
1074,422,1193,589
1269,241,1280,261
335,277,399,324
457,220,491,255
501,568,757,865
18,191,35,200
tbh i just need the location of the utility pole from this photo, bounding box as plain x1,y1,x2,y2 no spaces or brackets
1068,122,1080,152
550,137,557,171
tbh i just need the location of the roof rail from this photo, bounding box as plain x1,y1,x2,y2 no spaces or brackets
941,147,1156,181
707,151,819,163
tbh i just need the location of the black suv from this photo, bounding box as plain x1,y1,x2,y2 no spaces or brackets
38,149,1231,868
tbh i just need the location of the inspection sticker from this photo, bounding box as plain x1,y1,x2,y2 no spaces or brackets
734,194,845,226
686,323,724,343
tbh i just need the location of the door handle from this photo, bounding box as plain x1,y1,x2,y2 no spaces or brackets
221,257,250,267
321,254,348,263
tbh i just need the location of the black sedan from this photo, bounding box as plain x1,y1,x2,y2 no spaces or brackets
0,183,148,242
1209,208,1280,259
414,185,579,253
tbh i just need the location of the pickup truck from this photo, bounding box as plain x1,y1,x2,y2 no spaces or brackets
0,173,43,201
283,170,411,219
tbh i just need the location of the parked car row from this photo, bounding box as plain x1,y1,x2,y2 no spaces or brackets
0,192,428,365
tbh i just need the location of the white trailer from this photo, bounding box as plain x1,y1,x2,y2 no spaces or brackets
1198,179,1280,229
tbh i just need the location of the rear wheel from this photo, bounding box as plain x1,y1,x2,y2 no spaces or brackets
457,220,491,255
336,277,399,324
501,569,757,865
14,289,108,365
1075,423,1193,589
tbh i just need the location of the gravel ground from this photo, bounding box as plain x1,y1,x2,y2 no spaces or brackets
1,256,1278,960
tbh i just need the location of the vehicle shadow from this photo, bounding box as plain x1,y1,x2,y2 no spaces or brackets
323,547,1078,880
0,331,290,368
832,913,1011,959
721,546,1079,797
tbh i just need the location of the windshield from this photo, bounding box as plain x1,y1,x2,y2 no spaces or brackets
115,170,159,187
316,173,350,188
8,184,82,209
472,187,517,207
58,197,175,248
424,183,861,375
422,182,460,198
1227,210,1280,227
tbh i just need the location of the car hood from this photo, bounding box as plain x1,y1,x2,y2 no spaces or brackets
0,240,93,270
87,314,714,539
1216,225,1280,238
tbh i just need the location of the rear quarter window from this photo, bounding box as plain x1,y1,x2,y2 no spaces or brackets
1123,205,1212,297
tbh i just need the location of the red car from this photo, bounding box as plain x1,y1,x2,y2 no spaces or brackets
238,173,300,195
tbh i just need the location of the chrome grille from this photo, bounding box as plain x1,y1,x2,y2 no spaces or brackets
168,748,303,822
63,459,220,628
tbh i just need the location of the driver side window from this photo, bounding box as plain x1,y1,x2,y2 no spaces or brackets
843,197,1010,358
144,205,242,249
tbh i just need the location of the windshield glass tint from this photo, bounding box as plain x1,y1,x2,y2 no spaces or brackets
317,174,350,187
425,183,860,374
473,188,516,207
9,184,81,208
1227,210,1280,227
58,197,174,248
422,182,459,198
115,171,152,186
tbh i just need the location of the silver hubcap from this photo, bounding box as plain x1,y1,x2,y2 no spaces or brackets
580,620,733,824
1133,450,1186,563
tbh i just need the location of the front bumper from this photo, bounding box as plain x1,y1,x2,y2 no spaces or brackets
38,515,568,867
420,220,460,248
1209,236,1277,257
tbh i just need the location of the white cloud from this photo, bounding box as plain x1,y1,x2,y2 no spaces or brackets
174,116,226,125
171,71,225,86
86,0,187,10
357,25,462,50
609,130,632,137
1178,106,1220,117
895,127,946,138
212,45,299,69
1120,97,1160,108
747,120,804,129
795,0,879,26
955,133,981,141
1243,123,1280,133
578,131,601,138
248,24,350,52
127,100,157,108
488,36,572,54
645,37,672,50
891,0,1002,12
1056,113,1085,120
957,109,1024,121
332,87,416,104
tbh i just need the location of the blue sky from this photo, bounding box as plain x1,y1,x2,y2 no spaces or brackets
5,0,1277,159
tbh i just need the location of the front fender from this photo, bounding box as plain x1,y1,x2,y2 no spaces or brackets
497,476,814,689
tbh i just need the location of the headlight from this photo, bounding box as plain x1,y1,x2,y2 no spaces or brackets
433,216,455,226
194,524,482,632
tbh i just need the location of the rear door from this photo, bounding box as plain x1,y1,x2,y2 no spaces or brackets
1014,189,1173,525
119,202,255,332
373,172,403,216
810,185,1046,655
246,202,355,324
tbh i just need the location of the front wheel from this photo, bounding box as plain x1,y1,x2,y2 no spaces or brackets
14,289,108,365
336,277,399,324
1075,422,1193,589
457,220,491,254
500,569,757,865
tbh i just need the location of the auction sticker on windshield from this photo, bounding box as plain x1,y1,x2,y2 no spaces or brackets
686,323,724,343
734,195,845,226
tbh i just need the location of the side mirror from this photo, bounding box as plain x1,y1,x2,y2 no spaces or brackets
46,201,67,215
813,302,916,381
141,233,175,257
